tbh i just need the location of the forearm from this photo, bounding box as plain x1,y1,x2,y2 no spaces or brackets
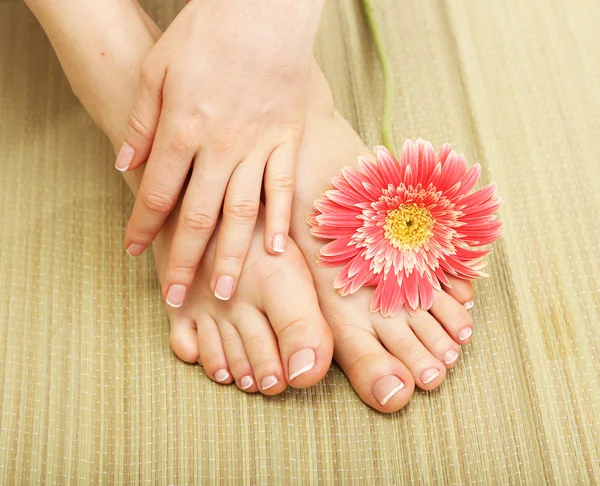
24,0,158,192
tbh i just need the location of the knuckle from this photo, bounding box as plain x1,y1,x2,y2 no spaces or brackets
224,197,259,221
139,190,177,214
266,175,295,194
181,209,216,234
128,107,153,140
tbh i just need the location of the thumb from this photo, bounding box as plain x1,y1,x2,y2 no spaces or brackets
115,60,165,172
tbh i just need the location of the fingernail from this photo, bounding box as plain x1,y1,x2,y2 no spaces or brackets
458,327,473,342
214,369,229,382
214,276,234,301
126,243,145,257
373,375,405,406
421,368,440,384
261,375,278,391
115,142,135,171
272,234,285,253
288,348,315,381
240,375,254,390
443,349,459,365
464,300,474,310
166,284,187,308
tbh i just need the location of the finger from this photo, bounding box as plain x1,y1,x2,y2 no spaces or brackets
211,156,264,300
124,116,197,256
115,58,166,172
263,139,300,255
162,163,232,307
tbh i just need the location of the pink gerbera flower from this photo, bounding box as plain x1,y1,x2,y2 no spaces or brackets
308,139,503,317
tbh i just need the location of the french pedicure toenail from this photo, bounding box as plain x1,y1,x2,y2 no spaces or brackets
443,349,459,365
288,348,315,381
272,233,285,253
115,142,135,171
458,327,473,341
214,369,230,382
464,300,474,310
421,368,440,384
166,284,187,308
261,375,278,391
214,276,234,300
373,375,405,406
240,376,254,390
126,243,145,257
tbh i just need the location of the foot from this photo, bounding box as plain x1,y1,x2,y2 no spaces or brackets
81,24,334,395
290,69,476,412
152,208,333,394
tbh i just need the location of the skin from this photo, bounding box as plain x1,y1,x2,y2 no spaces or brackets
119,0,325,309
25,0,476,412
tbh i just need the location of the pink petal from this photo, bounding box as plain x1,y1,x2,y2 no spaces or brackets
403,270,420,312
359,155,387,189
437,151,467,192
418,277,434,311
438,143,453,164
416,139,437,184
374,146,402,187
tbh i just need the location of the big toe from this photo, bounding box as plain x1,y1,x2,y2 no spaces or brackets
168,313,200,363
332,318,415,413
261,244,334,388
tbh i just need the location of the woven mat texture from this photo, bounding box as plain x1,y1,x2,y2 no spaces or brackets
1,0,599,483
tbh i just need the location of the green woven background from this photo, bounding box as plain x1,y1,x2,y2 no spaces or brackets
1,0,599,483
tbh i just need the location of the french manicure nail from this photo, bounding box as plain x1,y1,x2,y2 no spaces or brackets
458,327,473,342
288,348,315,381
115,142,135,171
443,349,459,365
126,243,145,257
464,300,474,310
272,234,285,253
214,276,234,301
373,375,405,406
215,369,229,382
421,368,440,384
261,375,278,391
166,284,187,308
240,375,254,390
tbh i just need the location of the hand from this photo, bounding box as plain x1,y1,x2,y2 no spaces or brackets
116,0,323,306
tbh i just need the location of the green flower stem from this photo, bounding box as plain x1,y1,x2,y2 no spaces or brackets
361,0,397,156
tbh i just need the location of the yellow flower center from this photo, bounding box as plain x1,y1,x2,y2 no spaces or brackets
383,204,434,250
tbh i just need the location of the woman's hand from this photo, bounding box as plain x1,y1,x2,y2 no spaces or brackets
116,0,323,306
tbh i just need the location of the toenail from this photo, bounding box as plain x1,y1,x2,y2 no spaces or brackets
421,368,440,384
373,375,405,406
458,327,473,341
272,233,286,253
240,376,254,390
215,369,230,382
166,284,187,308
126,243,145,257
214,276,234,300
464,300,474,310
261,375,278,391
443,349,459,365
115,142,135,171
288,348,315,381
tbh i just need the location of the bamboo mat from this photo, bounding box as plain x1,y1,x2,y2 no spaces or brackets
1,0,599,483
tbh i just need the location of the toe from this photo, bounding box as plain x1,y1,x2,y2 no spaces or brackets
407,311,461,369
430,290,475,345
168,316,200,363
196,312,234,385
231,308,287,395
217,319,257,393
332,322,415,413
261,245,333,388
442,276,475,308
374,315,447,391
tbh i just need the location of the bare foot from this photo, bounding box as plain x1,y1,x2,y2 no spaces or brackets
290,69,476,412
66,13,334,395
